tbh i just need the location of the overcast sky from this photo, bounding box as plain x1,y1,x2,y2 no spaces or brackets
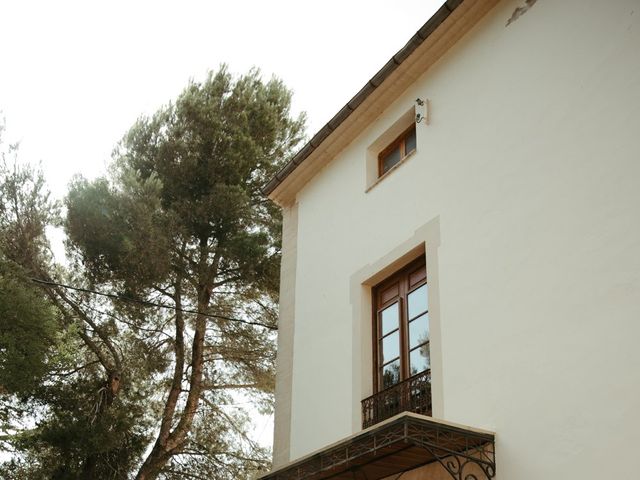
0,0,445,447
1,0,445,198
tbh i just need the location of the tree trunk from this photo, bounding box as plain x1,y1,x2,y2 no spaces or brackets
135,248,216,479
135,310,207,480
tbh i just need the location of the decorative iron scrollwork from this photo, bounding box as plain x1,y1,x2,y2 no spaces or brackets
410,423,496,480
261,415,495,480
361,369,432,429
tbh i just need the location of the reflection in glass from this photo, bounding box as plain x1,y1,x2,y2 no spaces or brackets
409,342,430,375
382,147,401,174
382,360,400,388
380,302,399,336
407,284,428,319
409,313,429,350
405,128,417,154
381,331,399,364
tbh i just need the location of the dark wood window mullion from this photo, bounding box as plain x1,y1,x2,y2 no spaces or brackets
399,296,411,411
380,328,399,339
408,306,428,322
399,290,410,382
409,342,428,355
379,328,400,365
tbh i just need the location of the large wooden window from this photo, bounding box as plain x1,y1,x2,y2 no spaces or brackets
378,125,417,177
373,257,429,391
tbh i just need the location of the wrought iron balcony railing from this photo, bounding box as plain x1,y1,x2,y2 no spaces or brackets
361,369,432,429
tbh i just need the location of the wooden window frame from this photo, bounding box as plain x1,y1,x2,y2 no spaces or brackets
372,256,428,393
377,124,417,177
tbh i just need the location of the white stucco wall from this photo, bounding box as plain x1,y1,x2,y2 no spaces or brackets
282,0,640,477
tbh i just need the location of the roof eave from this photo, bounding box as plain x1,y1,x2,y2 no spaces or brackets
264,0,499,207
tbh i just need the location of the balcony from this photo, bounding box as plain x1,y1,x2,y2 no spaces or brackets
361,369,432,429
259,413,496,480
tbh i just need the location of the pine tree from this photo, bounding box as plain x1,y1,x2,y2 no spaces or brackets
63,67,305,479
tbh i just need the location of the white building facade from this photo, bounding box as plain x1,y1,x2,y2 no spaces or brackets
261,0,640,478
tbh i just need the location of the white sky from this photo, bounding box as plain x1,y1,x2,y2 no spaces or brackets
1,0,445,198
0,0,445,449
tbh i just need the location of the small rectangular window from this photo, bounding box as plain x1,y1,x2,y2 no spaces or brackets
378,125,416,177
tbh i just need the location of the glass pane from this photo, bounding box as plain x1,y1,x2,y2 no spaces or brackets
381,146,401,174
405,128,416,154
381,331,399,364
408,284,428,319
382,359,401,388
409,342,430,375
409,313,429,350
380,302,399,336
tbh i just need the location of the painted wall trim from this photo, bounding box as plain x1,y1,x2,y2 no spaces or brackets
271,204,299,466
349,217,444,435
